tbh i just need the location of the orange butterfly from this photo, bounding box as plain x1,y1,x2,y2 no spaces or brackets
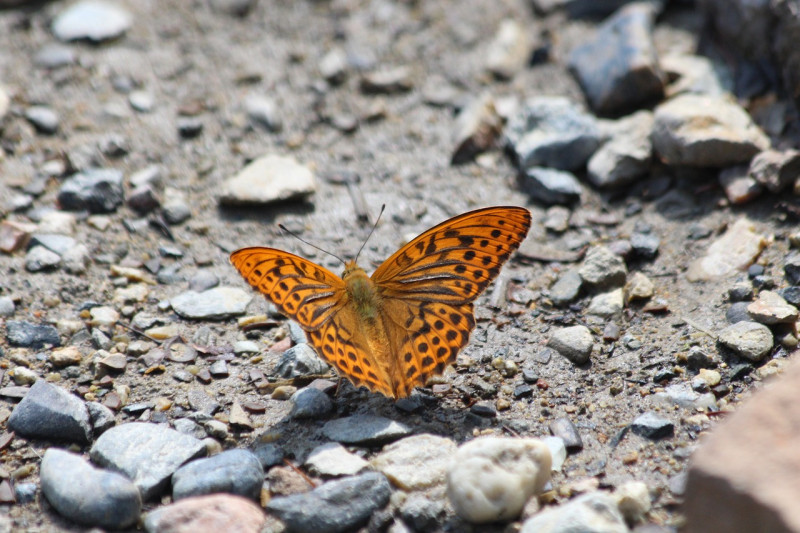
230,206,531,399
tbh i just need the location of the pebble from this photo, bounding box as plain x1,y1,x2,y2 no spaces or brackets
127,184,160,213
25,245,61,272
587,288,624,318
360,66,414,94
58,168,124,213
748,149,800,193
579,245,627,288
447,436,551,523
686,218,767,281
24,105,60,134
244,94,282,132
662,53,732,97
399,493,445,532
486,19,531,79
631,231,660,259
548,326,593,365
729,281,755,302
290,387,333,419
631,412,675,440
625,272,654,302
276,343,329,378
15,483,36,504
89,306,120,329
144,494,265,533
219,154,316,205
747,290,798,324
778,286,800,306
6,320,60,349
0,220,35,253
451,94,502,165
543,206,571,233
520,491,627,533
549,417,583,451
319,47,348,84
162,192,192,224
371,434,455,491
615,481,651,525
719,165,763,205
0,297,15,317
129,90,154,112
87,401,116,435
233,339,259,355
251,442,285,469
587,110,654,188
177,117,203,138
653,383,717,411
568,3,664,114
90,422,207,500
172,449,263,501
505,96,601,172
170,287,251,320
542,436,567,471
549,270,583,305
520,167,583,205
52,0,132,41
322,415,410,446
229,401,253,429
267,472,391,533
305,442,370,477
717,321,774,362
40,448,141,529
651,94,770,167
34,43,76,68
62,244,90,274
786,252,800,285
10,367,37,385
8,380,91,443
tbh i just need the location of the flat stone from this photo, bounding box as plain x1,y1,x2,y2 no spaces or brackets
322,415,410,446
653,383,718,411
521,491,627,533
686,218,768,281
747,290,799,325
548,326,593,365
305,442,370,477
34,43,76,68
8,380,91,443
447,436,551,524
684,356,800,533
360,66,414,94
569,3,664,115
505,96,601,172
29,233,76,257
579,245,627,288
58,168,124,213
172,449,263,501
52,0,132,42
49,346,83,367
587,110,654,188
143,494,265,533
718,321,774,362
267,472,391,533
219,154,316,205
520,167,583,205
370,434,455,491
171,287,252,320
90,422,207,500
652,94,770,167
550,269,583,306
631,412,674,439
41,448,141,529
25,246,61,272
749,149,800,193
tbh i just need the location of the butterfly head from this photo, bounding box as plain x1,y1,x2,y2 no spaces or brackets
341,260,367,281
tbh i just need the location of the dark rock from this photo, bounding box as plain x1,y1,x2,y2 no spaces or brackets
25,105,60,134
276,343,329,378
778,286,800,306
8,380,91,443
520,167,582,205
58,169,124,213
631,232,660,259
549,417,583,451
251,442,285,469
631,411,674,439
290,387,334,419
172,449,264,501
469,402,497,418
6,321,60,349
784,252,800,285
322,415,411,446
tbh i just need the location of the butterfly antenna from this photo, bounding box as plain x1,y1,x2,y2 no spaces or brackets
277,224,346,265
354,204,385,263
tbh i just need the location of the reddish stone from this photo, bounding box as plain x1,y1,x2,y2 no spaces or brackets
145,494,265,533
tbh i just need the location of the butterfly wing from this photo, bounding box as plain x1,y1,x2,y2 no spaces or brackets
230,247,346,330
372,206,531,395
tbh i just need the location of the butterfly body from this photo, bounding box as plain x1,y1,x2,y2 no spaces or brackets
231,206,532,399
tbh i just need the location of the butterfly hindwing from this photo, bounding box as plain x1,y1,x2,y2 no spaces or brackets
372,206,531,304
229,247,346,330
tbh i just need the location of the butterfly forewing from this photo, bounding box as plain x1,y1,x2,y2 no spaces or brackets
229,247,346,330
372,206,532,304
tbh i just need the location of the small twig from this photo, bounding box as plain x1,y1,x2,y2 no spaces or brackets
116,321,164,344
282,458,318,489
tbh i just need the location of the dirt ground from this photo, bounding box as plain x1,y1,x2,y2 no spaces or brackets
0,0,797,531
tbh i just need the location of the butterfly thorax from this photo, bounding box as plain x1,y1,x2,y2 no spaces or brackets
342,261,380,321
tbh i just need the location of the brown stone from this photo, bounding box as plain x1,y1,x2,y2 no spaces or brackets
145,494,265,533
684,352,800,532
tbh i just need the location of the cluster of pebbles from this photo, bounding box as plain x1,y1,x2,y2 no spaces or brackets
0,0,799,532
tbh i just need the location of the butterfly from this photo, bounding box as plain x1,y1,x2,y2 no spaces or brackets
230,206,531,399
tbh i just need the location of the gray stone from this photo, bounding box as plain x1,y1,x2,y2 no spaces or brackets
631,232,660,259
52,0,132,42
251,442,285,469
8,380,91,443
41,448,141,529
305,442,370,477
548,326,593,365
244,95,282,132
360,66,414,94
718,321,774,362
170,287,251,320
520,167,583,205
726,302,752,324
631,411,674,439
579,245,627,288
322,415,411,446
276,343,329,378
62,244,91,274
87,401,116,435
661,54,733,97
30,233,77,256
188,270,220,292
786,252,800,285
653,383,718,411
748,149,800,193
586,288,624,318
172,449,264,501
6,320,60,348
520,491,628,533
587,110,654,188
0,297,15,317
25,246,61,272
90,422,207,500
219,154,316,205
34,44,76,68
319,47,348,84
486,19,532,79
399,493,445,532
267,472,391,533
58,168,124,213
550,270,583,306
778,286,800,306
25,105,59,134
652,94,770,167
549,417,583,451
568,3,665,115
505,96,601,171
290,387,334,419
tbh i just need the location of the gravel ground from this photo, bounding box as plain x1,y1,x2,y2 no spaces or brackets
1,0,799,531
